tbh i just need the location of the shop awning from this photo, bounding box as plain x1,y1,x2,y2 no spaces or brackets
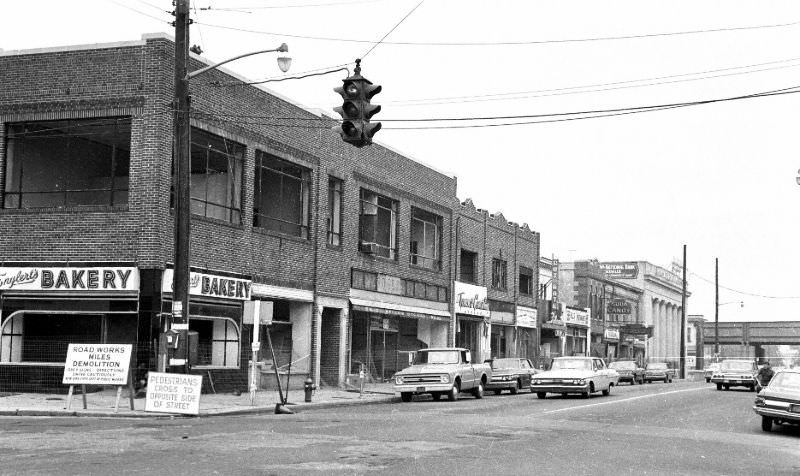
350,298,451,322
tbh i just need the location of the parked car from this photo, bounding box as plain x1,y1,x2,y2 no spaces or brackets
643,362,675,383
609,360,644,385
485,357,538,395
393,348,492,402
753,368,800,432
530,356,619,399
704,363,721,383
710,360,758,391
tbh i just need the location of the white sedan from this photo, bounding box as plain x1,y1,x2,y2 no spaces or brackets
531,357,619,399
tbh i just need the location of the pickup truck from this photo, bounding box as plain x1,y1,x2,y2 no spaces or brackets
393,347,492,402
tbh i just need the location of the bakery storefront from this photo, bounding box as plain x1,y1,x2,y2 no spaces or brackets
454,281,490,362
0,263,140,392
161,268,250,391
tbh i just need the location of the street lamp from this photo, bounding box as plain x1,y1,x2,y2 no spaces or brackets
714,300,744,361
170,0,290,373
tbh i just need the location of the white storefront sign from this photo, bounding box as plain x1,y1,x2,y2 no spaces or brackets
604,329,620,340
145,371,203,415
515,306,538,328
0,266,139,292
62,344,132,385
454,281,490,318
163,269,251,301
563,307,590,328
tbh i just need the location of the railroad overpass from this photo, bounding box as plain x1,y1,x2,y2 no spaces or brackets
699,321,800,363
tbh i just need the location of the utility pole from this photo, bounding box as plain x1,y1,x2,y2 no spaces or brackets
680,244,687,379
171,0,191,374
714,258,719,359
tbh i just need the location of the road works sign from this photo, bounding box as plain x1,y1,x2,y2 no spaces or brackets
62,344,132,385
145,372,202,415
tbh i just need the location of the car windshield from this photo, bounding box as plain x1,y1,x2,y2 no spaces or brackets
414,350,459,365
551,359,592,371
646,363,667,370
768,372,800,392
610,361,636,370
720,361,753,371
490,358,518,370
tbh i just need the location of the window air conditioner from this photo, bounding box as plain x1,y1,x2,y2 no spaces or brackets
360,242,378,254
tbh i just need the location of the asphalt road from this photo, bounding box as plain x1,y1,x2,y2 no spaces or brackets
1,380,798,475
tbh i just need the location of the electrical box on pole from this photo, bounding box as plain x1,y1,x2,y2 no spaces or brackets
333,59,382,148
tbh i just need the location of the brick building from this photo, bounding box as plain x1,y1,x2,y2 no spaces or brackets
454,199,540,364
0,34,458,392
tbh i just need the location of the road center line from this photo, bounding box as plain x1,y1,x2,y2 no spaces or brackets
535,387,709,416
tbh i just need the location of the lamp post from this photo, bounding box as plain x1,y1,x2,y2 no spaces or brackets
170,0,290,373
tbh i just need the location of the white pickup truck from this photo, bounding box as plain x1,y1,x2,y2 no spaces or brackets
392,347,492,402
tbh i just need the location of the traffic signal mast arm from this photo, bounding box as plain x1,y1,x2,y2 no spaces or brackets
333,59,382,148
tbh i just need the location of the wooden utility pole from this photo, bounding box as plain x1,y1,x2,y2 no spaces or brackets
714,258,719,358
172,0,191,373
680,245,687,379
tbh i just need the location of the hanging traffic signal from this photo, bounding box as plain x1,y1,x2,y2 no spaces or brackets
333,59,381,148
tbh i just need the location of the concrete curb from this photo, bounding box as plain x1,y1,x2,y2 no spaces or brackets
0,394,398,418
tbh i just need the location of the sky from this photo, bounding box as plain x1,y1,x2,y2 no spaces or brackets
1,0,799,323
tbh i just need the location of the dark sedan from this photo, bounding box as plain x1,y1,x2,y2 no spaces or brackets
753,369,800,432
609,360,644,385
485,358,538,395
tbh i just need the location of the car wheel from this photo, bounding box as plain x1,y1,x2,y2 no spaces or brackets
493,389,502,395
761,416,773,432
602,384,612,396
716,383,722,390
706,378,711,383
723,384,730,390
582,383,593,398
400,392,412,402
473,381,484,399
667,377,672,383
536,392,547,399
630,378,636,386
431,392,441,401
511,382,519,395
750,385,757,392
448,382,460,401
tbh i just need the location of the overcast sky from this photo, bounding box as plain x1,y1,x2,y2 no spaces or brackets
2,0,799,323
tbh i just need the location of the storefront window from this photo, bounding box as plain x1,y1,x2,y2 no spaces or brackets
359,189,397,259
253,152,311,238
327,177,343,246
492,258,507,290
190,317,239,368
410,207,442,270
187,128,245,223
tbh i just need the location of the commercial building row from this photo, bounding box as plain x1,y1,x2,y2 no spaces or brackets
0,34,688,392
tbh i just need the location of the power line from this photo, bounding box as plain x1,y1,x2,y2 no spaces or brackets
198,0,388,11
195,18,800,47
110,0,171,24
361,0,424,59
689,272,800,300
382,57,800,107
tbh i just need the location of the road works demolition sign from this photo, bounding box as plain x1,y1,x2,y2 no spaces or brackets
62,344,133,385
145,372,203,415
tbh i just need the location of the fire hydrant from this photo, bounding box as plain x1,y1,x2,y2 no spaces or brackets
304,377,316,402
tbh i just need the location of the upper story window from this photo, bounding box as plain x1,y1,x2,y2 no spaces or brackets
410,207,442,270
460,249,477,283
327,177,343,246
190,128,245,223
491,258,507,291
519,266,533,295
4,117,131,209
359,189,397,260
253,152,310,238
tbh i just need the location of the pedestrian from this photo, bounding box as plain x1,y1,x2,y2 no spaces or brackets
756,361,774,386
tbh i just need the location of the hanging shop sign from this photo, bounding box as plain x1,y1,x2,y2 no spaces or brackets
563,306,590,328
604,329,620,340
0,266,139,292
607,299,632,315
599,262,639,279
162,269,251,301
515,306,538,328
62,344,133,386
454,281,490,318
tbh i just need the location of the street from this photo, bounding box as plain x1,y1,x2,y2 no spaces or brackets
0,381,798,475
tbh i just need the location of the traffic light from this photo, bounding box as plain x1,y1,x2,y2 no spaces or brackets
333,60,381,148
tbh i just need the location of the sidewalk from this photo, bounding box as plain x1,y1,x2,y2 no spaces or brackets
0,383,397,418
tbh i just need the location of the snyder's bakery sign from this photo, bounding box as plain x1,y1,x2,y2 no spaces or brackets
0,266,139,292
162,269,251,301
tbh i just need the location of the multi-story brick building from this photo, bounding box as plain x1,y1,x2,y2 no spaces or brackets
454,200,540,364
0,34,458,392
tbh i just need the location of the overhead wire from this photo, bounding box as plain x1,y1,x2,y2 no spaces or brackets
689,272,800,300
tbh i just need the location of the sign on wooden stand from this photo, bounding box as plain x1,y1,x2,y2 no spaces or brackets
62,343,134,412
